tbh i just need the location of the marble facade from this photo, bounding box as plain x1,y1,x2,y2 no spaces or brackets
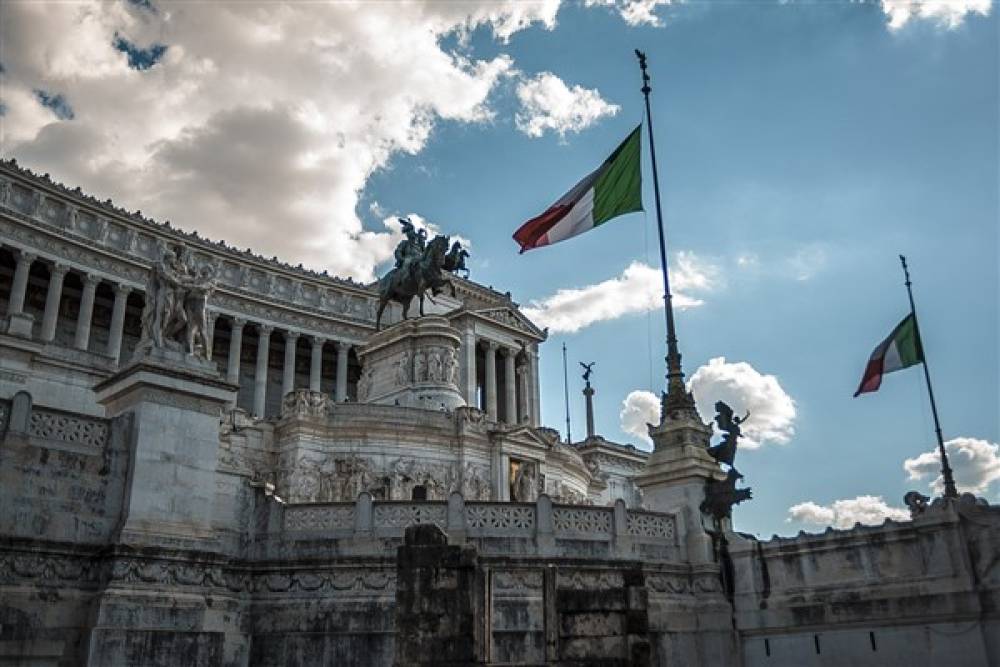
1,159,998,667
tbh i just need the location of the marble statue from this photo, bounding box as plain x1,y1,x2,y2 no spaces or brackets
140,242,217,359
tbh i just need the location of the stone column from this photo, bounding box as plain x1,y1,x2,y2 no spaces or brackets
227,317,246,385
485,341,498,422
205,312,218,359
40,262,69,342
503,347,517,424
335,341,351,402
529,346,541,426
253,324,272,418
6,249,37,316
516,363,529,424
461,327,476,406
309,337,325,392
105,283,132,363
282,330,299,398
74,273,101,351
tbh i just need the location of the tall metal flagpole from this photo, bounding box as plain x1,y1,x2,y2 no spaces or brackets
899,256,958,498
635,50,691,409
563,342,572,443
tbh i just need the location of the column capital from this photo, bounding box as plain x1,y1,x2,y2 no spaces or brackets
83,273,102,288
50,262,70,278
285,330,301,342
15,249,38,264
485,340,498,352
114,283,133,297
336,340,353,352
258,323,274,336
231,316,247,329
311,336,327,347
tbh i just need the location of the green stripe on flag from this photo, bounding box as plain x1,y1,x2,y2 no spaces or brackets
592,126,643,227
892,313,924,369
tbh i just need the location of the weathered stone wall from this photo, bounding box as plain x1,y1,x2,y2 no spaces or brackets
729,498,1000,667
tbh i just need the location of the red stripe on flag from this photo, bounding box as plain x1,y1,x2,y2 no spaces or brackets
854,356,885,397
513,204,573,253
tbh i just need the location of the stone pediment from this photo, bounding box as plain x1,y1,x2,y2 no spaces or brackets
494,424,561,449
470,307,546,340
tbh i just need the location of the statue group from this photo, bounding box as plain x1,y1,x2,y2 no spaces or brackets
140,243,217,360
375,218,469,330
701,401,754,521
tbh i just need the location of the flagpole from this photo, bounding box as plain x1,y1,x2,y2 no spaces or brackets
635,49,690,409
899,255,958,498
563,342,572,443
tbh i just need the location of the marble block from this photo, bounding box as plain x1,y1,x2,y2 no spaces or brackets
357,315,465,411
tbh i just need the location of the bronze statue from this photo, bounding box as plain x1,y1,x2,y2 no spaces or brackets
580,361,595,385
708,401,749,467
375,219,469,330
700,468,753,521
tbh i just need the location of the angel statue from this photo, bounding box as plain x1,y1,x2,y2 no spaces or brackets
707,401,750,467
580,361,595,386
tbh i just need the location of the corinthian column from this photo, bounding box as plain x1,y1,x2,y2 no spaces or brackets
529,346,541,426
40,262,69,342
462,328,476,406
105,283,132,363
504,347,517,424
309,337,325,392
6,249,37,316
253,324,273,418
74,274,101,351
485,341,498,422
227,317,246,385
282,331,300,398
335,342,351,402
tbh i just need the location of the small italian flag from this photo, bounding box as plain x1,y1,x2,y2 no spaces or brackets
513,126,643,253
854,313,925,397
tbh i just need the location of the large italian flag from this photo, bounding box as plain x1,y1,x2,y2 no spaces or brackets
513,126,642,253
854,313,924,397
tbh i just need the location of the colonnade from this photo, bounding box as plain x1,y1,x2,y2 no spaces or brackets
463,336,539,426
1,246,356,418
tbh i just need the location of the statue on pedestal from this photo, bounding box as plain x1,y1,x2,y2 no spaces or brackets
701,400,754,520
375,218,469,330
140,243,217,360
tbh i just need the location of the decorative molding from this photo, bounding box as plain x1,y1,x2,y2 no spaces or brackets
465,504,535,531
626,511,676,540
284,505,356,531
552,507,613,535
28,408,110,448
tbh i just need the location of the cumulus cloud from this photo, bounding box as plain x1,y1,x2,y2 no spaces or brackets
0,1,561,281
522,253,718,333
787,495,910,529
620,390,661,448
687,357,796,449
879,0,992,30
515,72,619,139
904,437,1000,497
585,0,675,26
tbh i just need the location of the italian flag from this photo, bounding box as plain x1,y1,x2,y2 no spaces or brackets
513,126,642,253
854,313,925,397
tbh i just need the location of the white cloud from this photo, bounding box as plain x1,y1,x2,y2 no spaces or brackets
904,437,1000,497
585,0,675,26
687,357,796,449
787,495,910,529
879,0,991,30
0,1,559,281
620,390,661,448
521,253,717,333
515,72,619,139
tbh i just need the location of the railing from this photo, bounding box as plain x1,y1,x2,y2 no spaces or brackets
280,493,680,561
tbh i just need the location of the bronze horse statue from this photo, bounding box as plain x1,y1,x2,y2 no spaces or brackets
376,235,454,331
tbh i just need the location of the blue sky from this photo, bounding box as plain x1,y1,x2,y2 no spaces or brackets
1,0,996,536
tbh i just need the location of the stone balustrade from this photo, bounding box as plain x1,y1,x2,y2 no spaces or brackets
277,493,679,561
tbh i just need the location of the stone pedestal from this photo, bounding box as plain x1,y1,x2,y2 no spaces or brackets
94,348,237,548
633,391,723,564
6,312,34,338
357,316,465,411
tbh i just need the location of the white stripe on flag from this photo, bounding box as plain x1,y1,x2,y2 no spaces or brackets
883,339,904,373
545,187,595,245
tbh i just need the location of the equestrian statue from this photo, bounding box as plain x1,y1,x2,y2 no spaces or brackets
375,218,470,331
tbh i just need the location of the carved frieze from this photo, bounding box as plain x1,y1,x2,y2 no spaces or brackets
28,408,110,448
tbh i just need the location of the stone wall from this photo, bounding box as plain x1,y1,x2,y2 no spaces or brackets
728,497,1000,667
